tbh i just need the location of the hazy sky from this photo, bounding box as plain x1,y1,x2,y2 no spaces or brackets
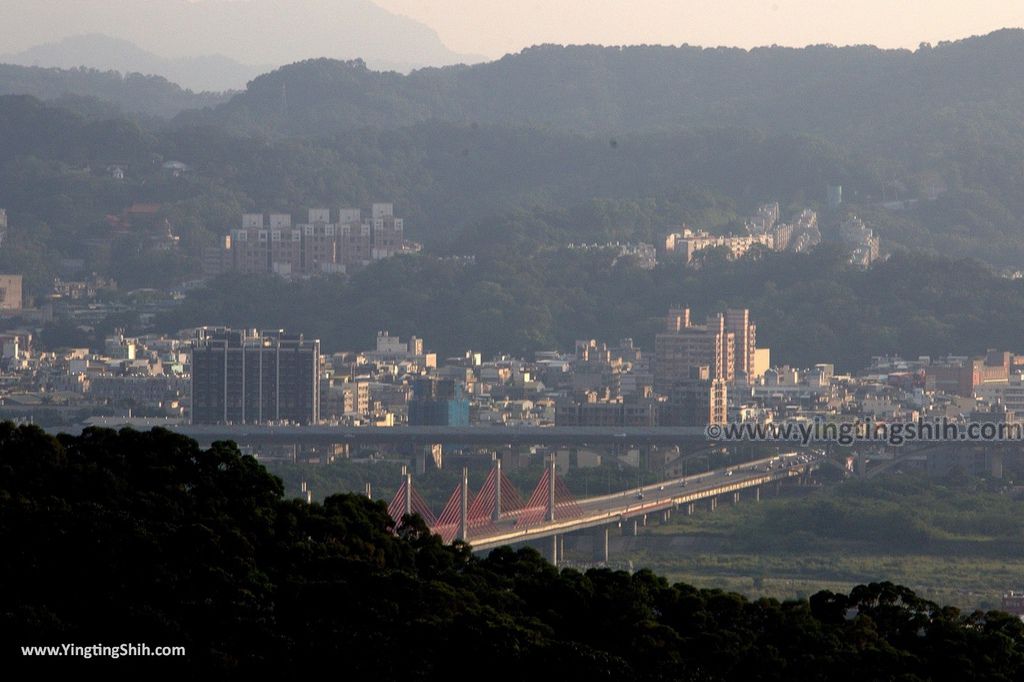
375,0,1024,58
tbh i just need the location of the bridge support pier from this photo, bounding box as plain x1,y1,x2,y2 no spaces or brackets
754,486,760,502
593,526,609,563
990,451,1004,479
732,491,740,505
549,534,559,566
414,444,444,472
639,445,653,472
631,519,639,536
428,443,443,470
499,446,517,470
710,496,717,512
686,503,694,516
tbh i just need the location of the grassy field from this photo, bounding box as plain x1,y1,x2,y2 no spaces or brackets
617,477,1024,612
627,540,1021,611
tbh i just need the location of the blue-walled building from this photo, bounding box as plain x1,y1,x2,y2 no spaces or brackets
408,378,470,426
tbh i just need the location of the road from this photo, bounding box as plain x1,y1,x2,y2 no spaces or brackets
127,424,710,447
466,451,822,551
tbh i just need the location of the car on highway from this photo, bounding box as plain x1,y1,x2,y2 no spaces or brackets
636,492,645,500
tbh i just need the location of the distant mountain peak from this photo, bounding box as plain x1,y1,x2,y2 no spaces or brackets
1,33,263,92
0,0,482,83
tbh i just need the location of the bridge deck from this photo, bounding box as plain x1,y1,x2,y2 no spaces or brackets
56,424,713,446
467,454,819,550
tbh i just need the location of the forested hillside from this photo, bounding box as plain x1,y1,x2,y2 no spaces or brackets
187,30,1024,154
157,249,1024,370
6,88,1024,294
5,33,1024,363
3,423,1023,676
0,63,228,118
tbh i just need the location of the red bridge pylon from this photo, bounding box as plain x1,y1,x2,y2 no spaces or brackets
467,458,526,531
431,459,528,542
517,458,582,527
390,458,582,544
387,472,436,527
433,478,466,543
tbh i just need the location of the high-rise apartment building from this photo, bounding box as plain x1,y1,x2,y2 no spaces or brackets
0,274,23,311
555,392,660,427
664,228,772,263
301,208,339,275
655,307,758,391
655,307,734,391
371,202,404,260
725,308,757,380
407,378,469,426
839,215,880,267
224,205,405,276
659,365,728,426
320,378,370,421
190,327,320,425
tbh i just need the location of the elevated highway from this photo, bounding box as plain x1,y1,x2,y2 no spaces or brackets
118,424,712,447
462,452,822,554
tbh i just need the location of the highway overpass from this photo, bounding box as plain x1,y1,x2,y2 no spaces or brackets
436,452,823,560
57,423,714,447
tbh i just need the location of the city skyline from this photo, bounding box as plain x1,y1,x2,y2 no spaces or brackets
7,2,1024,670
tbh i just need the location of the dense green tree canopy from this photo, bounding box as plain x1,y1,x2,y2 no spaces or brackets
184,31,1024,154
5,31,1024,371
0,63,228,118
158,248,1024,371
3,423,1024,676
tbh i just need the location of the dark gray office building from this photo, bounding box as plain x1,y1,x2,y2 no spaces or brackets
191,327,320,425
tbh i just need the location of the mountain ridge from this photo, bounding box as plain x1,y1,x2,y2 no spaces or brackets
175,29,1024,151
0,0,482,74
2,34,267,93
0,63,231,119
